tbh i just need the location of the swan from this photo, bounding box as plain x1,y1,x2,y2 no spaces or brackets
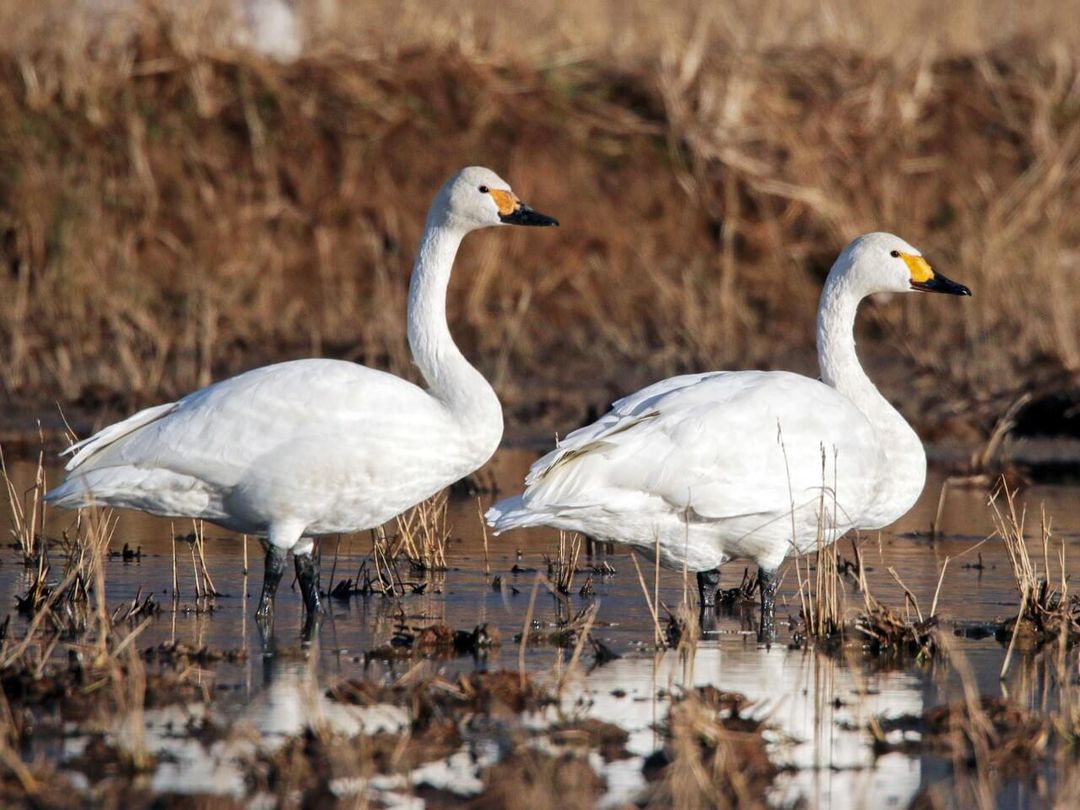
487,232,970,641
46,166,557,623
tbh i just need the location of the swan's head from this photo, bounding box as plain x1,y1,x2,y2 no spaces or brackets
434,166,559,231
836,232,971,297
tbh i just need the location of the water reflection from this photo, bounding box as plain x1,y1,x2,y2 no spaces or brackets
578,642,928,808
4,451,1080,806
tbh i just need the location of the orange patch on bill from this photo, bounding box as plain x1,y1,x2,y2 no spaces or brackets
489,189,518,216
900,253,935,283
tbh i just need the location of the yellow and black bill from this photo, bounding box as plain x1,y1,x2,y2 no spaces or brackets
900,253,972,296
489,189,559,227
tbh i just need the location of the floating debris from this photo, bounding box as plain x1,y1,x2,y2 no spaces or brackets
107,543,143,562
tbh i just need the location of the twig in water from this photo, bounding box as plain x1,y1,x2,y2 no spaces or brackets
477,496,491,578
170,523,179,601
1000,583,1029,681
931,478,951,539
930,556,951,619
519,573,542,687
887,566,923,624
630,551,664,649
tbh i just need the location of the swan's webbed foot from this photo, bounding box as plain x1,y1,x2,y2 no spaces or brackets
256,545,287,620
295,551,324,617
756,567,779,646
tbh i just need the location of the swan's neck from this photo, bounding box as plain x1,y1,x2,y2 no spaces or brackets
407,219,502,450
816,275,926,524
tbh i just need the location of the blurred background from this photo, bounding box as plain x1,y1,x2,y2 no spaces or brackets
1,0,1078,453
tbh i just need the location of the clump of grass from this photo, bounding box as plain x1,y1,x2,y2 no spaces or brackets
172,519,220,605
545,530,582,596
794,471,849,646
0,444,47,566
990,480,1078,656
853,549,945,663
394,491,450,572
795,531,946,662
870,638,1080,808
339,495,453,599
873,695,1050,784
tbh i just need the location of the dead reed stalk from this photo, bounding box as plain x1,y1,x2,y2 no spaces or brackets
394,491,450,572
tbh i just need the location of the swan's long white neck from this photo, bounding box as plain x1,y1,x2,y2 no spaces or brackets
406,212,503,455
816,271,926,527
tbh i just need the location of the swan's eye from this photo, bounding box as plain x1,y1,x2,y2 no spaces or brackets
889,250,901,258
478,185,490,194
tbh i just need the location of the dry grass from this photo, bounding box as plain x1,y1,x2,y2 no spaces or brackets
990,479,1079,659
394,490,451,572
0,1,1074,444
0,445,47,565
796,532,946,661
545,530,582,595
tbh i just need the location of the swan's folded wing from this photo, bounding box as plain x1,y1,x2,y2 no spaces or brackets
524,372,725,487
57,359,439,488
521,370,882,523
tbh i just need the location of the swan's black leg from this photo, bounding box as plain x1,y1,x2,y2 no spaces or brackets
295,551,323,617
697,568,722,608
256,545,287,620
757,567,779,645
697,568,722,633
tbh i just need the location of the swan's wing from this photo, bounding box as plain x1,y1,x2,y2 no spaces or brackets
519,370,882,523
63,401,180,469
57,359,439,487
524,372,723,487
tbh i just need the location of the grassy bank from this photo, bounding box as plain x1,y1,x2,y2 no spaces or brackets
0,1,1078,443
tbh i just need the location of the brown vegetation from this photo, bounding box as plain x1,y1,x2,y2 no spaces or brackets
0,1,1076,446
642,686,777,809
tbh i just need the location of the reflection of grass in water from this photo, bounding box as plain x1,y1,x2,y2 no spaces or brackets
862,484,1080,808
872,634,1080,810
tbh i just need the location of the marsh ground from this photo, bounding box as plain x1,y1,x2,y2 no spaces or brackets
3,452,1080,807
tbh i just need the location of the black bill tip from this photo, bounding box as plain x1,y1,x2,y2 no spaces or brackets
499,204,559,227
911,272,972,296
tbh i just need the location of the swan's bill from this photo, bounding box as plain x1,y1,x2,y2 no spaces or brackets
900,252,972,296
910,272,971,295
489,188,559,226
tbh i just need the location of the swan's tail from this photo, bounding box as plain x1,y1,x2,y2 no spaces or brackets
42,476,93,509
44,466,220,520
484,496,547,534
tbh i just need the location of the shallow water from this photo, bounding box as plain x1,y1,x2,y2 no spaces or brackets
3,449,1080,807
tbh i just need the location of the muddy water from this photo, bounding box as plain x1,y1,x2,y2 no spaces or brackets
3,448,1080,807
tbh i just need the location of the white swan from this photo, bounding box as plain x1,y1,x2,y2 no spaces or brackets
487,232,970,640
46,166,557,622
